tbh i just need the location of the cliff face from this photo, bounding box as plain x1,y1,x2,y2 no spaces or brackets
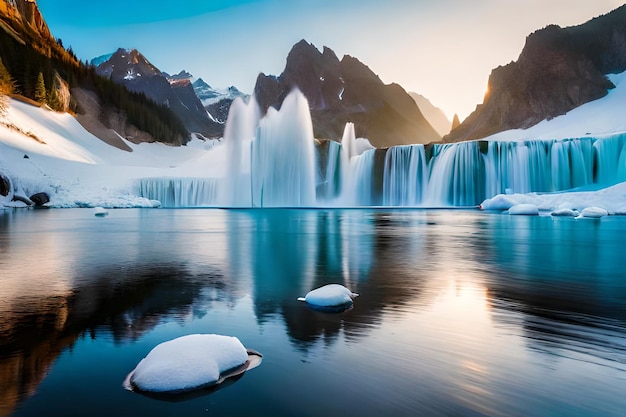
445,5,626,142
0,0,52,44
254,40,441,147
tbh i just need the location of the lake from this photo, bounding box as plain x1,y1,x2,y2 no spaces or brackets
1,208,625,416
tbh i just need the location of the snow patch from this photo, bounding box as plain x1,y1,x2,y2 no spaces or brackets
508,203,539,215
580,206,608,218
298,284,358,307
481,181,626,215
551,208,579,217
125,334,252,393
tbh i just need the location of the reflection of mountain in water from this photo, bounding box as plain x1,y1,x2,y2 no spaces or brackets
0,264,230,417
3,209,626,415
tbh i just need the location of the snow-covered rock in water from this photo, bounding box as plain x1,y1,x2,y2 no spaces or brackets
551,208,579,217
124,334,261,394
479,194,522,210
508,204,539,215
94,207,109,217
298,284,359,308
580,207,608,218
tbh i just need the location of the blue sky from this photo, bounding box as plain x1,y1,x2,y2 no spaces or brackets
38,0,624,120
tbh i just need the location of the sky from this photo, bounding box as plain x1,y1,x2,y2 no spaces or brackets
37,0,625,121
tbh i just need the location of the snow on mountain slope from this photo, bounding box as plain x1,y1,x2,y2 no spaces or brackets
0,99,227,208
485,71,626,141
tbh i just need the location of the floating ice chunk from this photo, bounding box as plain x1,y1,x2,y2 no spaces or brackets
298,284,358,308
580,207,608,218
124,334,260,394
508,204,539,215
93,207,109,217
551,208,579,217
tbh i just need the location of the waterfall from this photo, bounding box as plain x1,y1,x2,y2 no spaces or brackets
347,149,376,206
425,141,485,206
136,178,218,207
250,89,317,207
219,96,260,207
316,139,342,203
134,89,626,208
594,133,626,186
383,145,427,206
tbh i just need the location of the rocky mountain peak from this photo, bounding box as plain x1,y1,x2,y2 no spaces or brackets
94,49,223,138
254,40,440,146
445,4,626,142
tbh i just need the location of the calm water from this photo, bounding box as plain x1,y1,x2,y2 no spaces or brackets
1,208,626,417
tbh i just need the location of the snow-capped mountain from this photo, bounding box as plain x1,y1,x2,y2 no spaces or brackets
162,70,247,125
192,78,245,106
94,49,223,138
191,78,247,124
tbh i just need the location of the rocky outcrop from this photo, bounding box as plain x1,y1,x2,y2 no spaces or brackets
0,172,9,196
29,191,48,206
0,0,51,42
254,40,441,147
445,5,626,142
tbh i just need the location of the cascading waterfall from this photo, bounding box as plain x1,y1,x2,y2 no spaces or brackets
136,178,218,207
317,140,342,202
219,96,260,207
250,90,317,207
383,145,427,206
425,141,485,207
594,133,626,185
134,88,626,208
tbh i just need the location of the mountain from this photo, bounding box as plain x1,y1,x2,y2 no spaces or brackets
445,4,626,142
94,49,223,138
254,40,441,147
0,0,188,145
175,74,246,124
409,92,451,136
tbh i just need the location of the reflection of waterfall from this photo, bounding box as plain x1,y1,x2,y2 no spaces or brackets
135,90,626,208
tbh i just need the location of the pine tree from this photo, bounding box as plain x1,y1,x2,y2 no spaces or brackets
34,72,46,104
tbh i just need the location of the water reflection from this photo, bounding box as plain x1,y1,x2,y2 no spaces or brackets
1,209,625,416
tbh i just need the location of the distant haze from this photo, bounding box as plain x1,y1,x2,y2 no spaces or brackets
38,0,624,120
410,93,452,137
